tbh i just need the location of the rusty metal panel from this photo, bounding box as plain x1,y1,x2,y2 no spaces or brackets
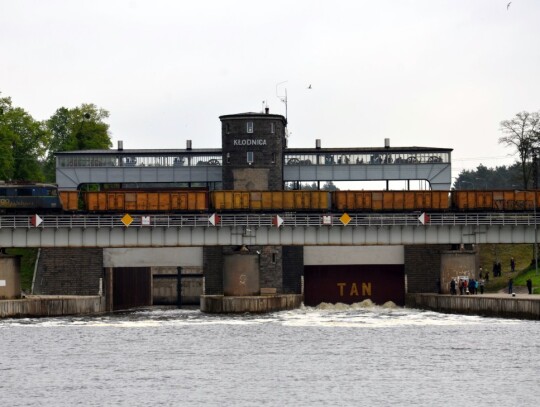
98,192,108,211
157,193,169,211
250,191,262,210
452,191,468,210
382,192,394,210
362,191,372,210
112,267,152,311
433,191,450,210
403,191,415,210
371,192,383,211
144,192,157,211
59,191,79,211
211,191,225,210
282,191,294,210
304,265,405,306
333,191,346,211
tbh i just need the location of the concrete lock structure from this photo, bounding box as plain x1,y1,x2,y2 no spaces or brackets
201,110,304,312
0,255,21,300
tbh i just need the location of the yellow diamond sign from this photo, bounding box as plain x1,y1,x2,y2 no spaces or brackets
121,214,133,226
340,213,351,226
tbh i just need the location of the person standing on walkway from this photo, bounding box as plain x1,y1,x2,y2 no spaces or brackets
508,278,513,294
510,257,516,273
526,278,532,294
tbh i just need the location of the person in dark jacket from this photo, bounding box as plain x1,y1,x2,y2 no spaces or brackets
450,279,456,295
508,278,513,294
526,279,533,294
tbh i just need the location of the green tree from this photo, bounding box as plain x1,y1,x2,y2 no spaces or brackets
499,111,540,189
322,181,339,191
44,104,112,181
454,163,522,190
0,95,49,181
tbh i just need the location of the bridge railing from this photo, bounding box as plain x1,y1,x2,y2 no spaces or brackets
0,212,538,229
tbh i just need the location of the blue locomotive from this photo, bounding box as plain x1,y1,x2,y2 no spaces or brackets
0,183,63,214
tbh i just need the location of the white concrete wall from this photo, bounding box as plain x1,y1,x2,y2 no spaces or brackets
304,246,404,265
103,248,203,267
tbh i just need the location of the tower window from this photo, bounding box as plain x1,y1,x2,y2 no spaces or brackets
272,253,276,263
270,122,275,134
226,153,230,164
247,151,254,164
247,122,254,133
225,123,230,134
272,153,276,163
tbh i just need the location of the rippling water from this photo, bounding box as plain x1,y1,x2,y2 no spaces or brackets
1,303,539,407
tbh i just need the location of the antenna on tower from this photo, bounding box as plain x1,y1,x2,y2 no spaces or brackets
276,81,288,120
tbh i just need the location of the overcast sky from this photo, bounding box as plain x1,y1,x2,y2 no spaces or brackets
1,0,539,184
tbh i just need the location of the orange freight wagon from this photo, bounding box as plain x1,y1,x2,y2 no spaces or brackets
83,190,208,212
211,190,331,212
452,190,540,211
333,191,450,212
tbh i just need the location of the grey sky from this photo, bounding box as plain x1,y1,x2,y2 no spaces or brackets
1,0,539,184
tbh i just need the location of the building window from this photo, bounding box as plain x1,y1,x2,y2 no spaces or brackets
247,121,254,133
247,151,254,164
272,253,276,263
226,153,230,164
225,123,230,134
270,122,275,134
272,153,276,163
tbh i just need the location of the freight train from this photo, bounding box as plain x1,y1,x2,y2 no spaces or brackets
1,182,539,214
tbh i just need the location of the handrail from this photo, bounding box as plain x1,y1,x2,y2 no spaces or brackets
0,212,537,229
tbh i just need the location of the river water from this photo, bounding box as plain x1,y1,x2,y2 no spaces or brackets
1,303,539,406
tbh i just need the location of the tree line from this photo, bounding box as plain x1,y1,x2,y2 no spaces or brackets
454,110,540,190
0,92,112,183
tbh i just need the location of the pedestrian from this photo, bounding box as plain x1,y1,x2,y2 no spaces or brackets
479,267,483,279
508,278,513,294
497,262,502,277
526,279,532,295
450,279,456,295
510,257,515,273
479,279,485,294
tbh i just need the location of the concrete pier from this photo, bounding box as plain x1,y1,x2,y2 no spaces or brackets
0,295,106,318
201,294,303,313
406,293,540,320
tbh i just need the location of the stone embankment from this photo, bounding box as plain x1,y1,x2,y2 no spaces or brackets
406,293,540,320
0,295,106,318
201,294,303,313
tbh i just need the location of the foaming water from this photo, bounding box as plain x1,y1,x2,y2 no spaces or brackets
1,305,539,407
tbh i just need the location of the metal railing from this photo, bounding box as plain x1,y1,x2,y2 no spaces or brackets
0,212,538,229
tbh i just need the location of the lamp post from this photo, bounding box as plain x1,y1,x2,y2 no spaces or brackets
535,192,538,276
516,190,538,276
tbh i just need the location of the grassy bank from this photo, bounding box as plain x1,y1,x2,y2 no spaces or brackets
479,243,539,294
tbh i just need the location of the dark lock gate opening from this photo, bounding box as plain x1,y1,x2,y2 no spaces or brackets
304,265,405,306
112,267,152,311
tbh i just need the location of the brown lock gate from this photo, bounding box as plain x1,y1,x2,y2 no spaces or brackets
304,265,405,306
112,267,152,311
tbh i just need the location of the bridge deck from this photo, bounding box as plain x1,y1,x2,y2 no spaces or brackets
0,212,538,247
